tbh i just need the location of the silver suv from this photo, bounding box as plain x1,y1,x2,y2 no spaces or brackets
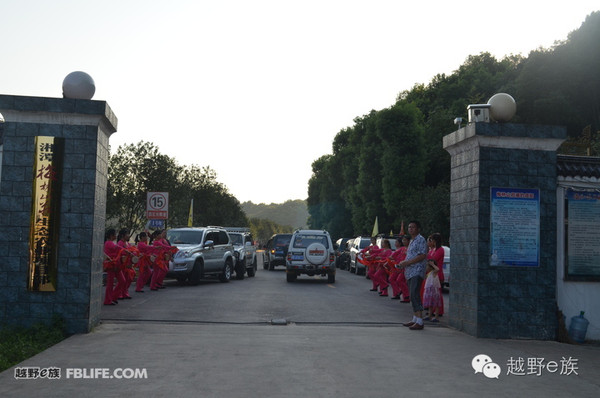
349,236,372,276
285,229,335,283
226,228,258,279
167,227,235,285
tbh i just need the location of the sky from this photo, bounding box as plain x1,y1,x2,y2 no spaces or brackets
0,1,598,204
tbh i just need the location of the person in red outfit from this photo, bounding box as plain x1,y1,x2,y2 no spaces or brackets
103,229,123,305
425,233,445,318
360,237,380,292
134,232,157,293
389,235,410,301
372,239,393,296
116,228,135,299
150,230,178,290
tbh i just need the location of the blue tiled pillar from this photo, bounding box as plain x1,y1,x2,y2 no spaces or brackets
0,94,117,334
443,123,566,339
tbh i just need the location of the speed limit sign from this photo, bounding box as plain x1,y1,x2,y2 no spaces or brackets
147,192,169,219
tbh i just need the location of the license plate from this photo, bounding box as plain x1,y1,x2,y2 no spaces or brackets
291,254,303,261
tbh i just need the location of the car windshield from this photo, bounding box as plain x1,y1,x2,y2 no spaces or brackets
274,235,291,247
167,230,203,245
229,233,243,246
359,238,371,249
292,234,329,249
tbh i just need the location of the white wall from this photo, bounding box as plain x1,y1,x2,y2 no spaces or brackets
556,183,600,341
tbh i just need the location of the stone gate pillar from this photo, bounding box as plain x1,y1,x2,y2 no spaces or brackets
0,94,117,334
443,122,565,339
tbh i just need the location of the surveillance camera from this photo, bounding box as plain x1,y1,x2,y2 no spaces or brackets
453,117,462,125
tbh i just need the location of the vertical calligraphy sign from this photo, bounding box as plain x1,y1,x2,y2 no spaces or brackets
28,136,64,291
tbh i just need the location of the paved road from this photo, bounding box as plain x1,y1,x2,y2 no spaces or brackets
1,265,599,397
100,262,429,325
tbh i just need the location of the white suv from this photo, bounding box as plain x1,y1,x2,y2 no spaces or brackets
285,229,336,283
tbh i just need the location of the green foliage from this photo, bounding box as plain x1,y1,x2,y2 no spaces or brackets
307,11,600,242
173,165,247,227
241,200,308,230
107,141,247,234
107,141,182,233
248,217,292,245
517,11,600,136
0,316,67,372
308,104,429,238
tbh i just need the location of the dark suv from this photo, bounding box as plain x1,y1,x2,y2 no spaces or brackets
335,237,353,270
264,233,292,271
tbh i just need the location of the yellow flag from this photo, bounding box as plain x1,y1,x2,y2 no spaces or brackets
187,199,193,227
371,216,379,237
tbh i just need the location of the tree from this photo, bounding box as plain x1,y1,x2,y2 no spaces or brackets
248,217,292,245
307,11,600,240
377,102,427,227
107,141,247,235
175,165,247,227
107,141,182,233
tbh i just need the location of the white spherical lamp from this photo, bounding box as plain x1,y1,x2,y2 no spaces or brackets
62,71,96,100
487,93,516,122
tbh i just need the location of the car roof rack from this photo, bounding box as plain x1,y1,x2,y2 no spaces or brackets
224,227,251,233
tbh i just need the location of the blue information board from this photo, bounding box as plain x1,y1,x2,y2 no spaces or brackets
490,187,540,267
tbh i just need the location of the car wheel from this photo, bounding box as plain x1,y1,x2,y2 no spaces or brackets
235,260,245,280
327,273,335,284
268,261,274,271
219,259,232,283
188,259,203,286
286,273,296,283
247,258,257,277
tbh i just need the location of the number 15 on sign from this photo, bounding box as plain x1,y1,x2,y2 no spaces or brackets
147,192,168,219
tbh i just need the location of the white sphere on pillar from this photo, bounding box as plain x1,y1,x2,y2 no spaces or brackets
62,71,96,100
487,93,516,122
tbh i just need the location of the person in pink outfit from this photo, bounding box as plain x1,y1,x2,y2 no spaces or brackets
425,233,445,318
372,239,393,297
103,229,123,305
116,228,135,299
422,258,442,323
360,237,380,292
134,232,157,293
388,235,410,301
150,230,177,290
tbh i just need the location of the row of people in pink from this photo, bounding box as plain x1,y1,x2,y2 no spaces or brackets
103,228,178,305
361,234,445,321
362,237,411,301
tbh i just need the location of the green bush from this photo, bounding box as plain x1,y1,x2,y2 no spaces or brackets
0,316,68,372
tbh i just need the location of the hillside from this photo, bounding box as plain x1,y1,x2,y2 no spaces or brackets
241,200,309,230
